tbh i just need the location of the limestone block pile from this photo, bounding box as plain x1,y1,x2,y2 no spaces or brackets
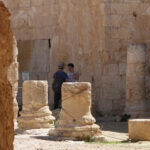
7,36,19,122
49,82,101,140
18,81,55,129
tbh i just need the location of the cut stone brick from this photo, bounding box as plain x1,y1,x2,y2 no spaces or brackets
129,119,150,141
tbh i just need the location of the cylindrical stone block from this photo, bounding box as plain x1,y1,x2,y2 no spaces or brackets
51,82,101,140
126,43,147,117
18,80,55,129
129,119,150,141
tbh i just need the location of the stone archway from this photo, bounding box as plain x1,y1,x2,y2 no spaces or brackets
0,2,14,150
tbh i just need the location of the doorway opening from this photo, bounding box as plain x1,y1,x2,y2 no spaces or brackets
17,39,51,111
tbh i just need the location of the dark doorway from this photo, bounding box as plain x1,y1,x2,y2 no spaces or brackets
17,39,51,110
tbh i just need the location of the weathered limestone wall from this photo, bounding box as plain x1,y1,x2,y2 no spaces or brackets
126,44,149,117
2,0,105,113
0,1,14,149
7,37,19,122
2,0,150,116
99,0,150,116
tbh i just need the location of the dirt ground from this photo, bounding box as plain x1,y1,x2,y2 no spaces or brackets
14,122,150,150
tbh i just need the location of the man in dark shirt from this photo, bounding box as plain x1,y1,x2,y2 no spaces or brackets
52,62,68,109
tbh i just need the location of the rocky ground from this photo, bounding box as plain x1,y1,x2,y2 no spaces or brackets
14,122,150,150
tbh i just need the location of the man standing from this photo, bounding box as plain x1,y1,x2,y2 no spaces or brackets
52,62,68,110
67,63,79,82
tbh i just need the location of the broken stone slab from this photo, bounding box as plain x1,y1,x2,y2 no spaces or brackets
18,80,55,130
129,119,150,141
49,82,101,140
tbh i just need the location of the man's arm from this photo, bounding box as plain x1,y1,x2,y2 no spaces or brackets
64,73,69,82
74,72,79,81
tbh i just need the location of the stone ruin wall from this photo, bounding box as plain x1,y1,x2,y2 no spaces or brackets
0,1,14,149
2,0,105,114
2,0,150,116
102,0,150,116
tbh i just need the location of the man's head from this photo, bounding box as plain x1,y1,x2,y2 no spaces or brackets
68,63,74,72
58,62,65,70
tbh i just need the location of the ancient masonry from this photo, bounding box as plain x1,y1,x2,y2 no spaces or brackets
49,82,101,140
18,81,55,129
7,36,19,123
2,0,150,117
126,43,149,117
1,0,150,118
129,119,150,141
0,1,14,150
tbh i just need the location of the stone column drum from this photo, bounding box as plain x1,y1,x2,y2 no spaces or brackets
126,43,147,117
7,36,19,124
18,81,55,129
49,82,101,140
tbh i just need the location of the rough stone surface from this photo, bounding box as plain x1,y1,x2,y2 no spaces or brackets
49,82,101,140
7,36,19,122
2,0,105,115
18,80,55,129
2,0,150,117
129,119,150,141
126,43,149,117
0,1,14,149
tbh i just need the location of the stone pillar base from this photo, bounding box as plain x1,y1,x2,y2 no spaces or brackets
49,124,101,140
18,106,55,129
49,82,101,140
